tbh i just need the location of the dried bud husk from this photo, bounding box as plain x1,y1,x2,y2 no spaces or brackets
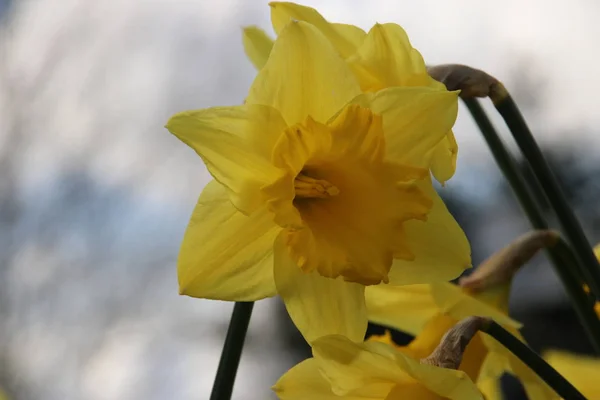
427,64,508,102
459,230,559,292
420,316,490,369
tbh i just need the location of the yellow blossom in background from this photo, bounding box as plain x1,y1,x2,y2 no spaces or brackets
167,17,470,343
274,334,483,400
366,283,556,400
544,350,600,399
242,2,458,184
581,283,600,318
592,243,600,318
593,243,600,260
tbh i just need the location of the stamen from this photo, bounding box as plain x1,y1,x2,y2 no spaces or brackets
294,173,339,199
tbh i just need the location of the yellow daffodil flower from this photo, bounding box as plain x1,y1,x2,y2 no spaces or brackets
581,283,600,318
243,2,458,184
366,283,556,399
544,350,600,399
583,243,600,317
167,19,470,343
273,334,483,400
593,243,600,260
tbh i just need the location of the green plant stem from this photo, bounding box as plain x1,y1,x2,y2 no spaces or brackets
210,302,254,400
483,320,587,400
493,92,600,300
463,99,547,229
464,98,600,353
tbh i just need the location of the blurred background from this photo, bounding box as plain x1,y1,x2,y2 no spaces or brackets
1,0,600,399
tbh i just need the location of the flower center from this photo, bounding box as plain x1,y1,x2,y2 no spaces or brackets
294,173,339,199
264,105,433,286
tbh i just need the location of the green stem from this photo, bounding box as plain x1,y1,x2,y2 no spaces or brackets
210,302,254,400
483,320,587,400
463,98,600,353
492,92,600,300
463,99,547,229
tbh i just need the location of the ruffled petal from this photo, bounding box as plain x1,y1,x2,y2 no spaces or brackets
178,180,280,300
346,23,458,184
166,104,287,213
347,23,436,92
269,2,363,58
367,87,459,168
247,20,361,125
365,284,439,336
273,233,368,343
388,180,471,285
242,26,274,70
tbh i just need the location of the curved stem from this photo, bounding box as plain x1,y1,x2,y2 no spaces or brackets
463,98,600,353
210,302,254,400
492,91,600,300
463,99,547,229
483,320,587,400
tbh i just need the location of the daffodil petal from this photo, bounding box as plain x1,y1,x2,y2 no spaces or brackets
478,327,554,400
392,356,483,400
312,335,406,396
348,23,436,92
388,180,471,285
272,358,340,400
478,351,509,383
365,284,439,336
242,26,274,70
269,2,362,58
274,357,393,400
166,104,287,213
405,313,457,359
331,23,367,50
367,87,459,168
429,283,521,329
477,378,503,400
429,131,458,185
593,243,600,260
273,233,368,343
545,350,600,399
178,180,280,300
247,20,361,125
384,383,440,400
